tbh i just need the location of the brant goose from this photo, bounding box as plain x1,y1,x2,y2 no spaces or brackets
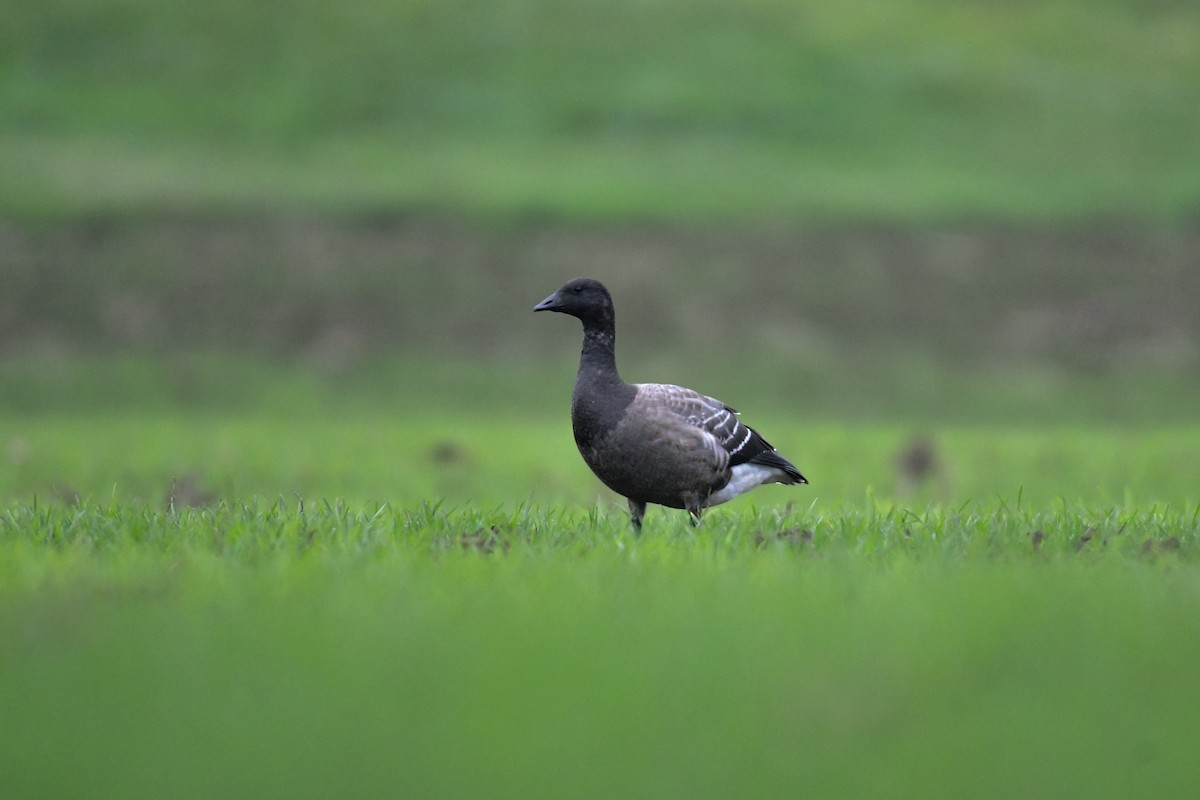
534,277,806,531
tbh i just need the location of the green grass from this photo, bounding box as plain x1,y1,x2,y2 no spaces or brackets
6,2,1199,790
6,129,1197,222
3,0,1199,220
3,401,1200,798
5,412,1200,510
3,499,1200,799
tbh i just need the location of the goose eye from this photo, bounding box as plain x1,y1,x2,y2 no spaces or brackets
573,286,584,293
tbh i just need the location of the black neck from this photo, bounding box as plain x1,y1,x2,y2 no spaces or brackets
569,306,638,449
578,317,621,383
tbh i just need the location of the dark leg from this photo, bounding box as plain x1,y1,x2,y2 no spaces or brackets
627,498,646,534
684,496,704,527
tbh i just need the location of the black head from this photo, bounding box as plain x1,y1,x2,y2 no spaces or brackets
533,278,614,323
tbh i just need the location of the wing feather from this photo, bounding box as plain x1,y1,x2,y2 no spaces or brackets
635,383,779,468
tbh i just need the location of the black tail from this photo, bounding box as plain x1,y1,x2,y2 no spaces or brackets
749,450,807,485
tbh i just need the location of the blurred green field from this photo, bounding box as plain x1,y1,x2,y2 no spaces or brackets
4,0,1200,796
4,386,1200,798
3,219,1197,376
3,496,1200,799
3,0,1199,220
4,408,1200,511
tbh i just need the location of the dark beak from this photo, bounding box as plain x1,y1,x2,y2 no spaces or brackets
533,292,562,312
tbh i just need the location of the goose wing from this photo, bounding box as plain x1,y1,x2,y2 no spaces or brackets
634,383,777,467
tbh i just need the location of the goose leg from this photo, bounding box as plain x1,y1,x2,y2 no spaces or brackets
627,498,646,533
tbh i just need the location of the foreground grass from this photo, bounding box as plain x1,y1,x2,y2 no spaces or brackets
4,402,1199,797
2,501,1199,799
4,497,1197,564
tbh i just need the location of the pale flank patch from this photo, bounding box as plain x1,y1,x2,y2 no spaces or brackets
705,463,783,507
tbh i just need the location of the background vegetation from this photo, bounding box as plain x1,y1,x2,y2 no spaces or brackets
4,0,1200,220
2,1,1199,797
